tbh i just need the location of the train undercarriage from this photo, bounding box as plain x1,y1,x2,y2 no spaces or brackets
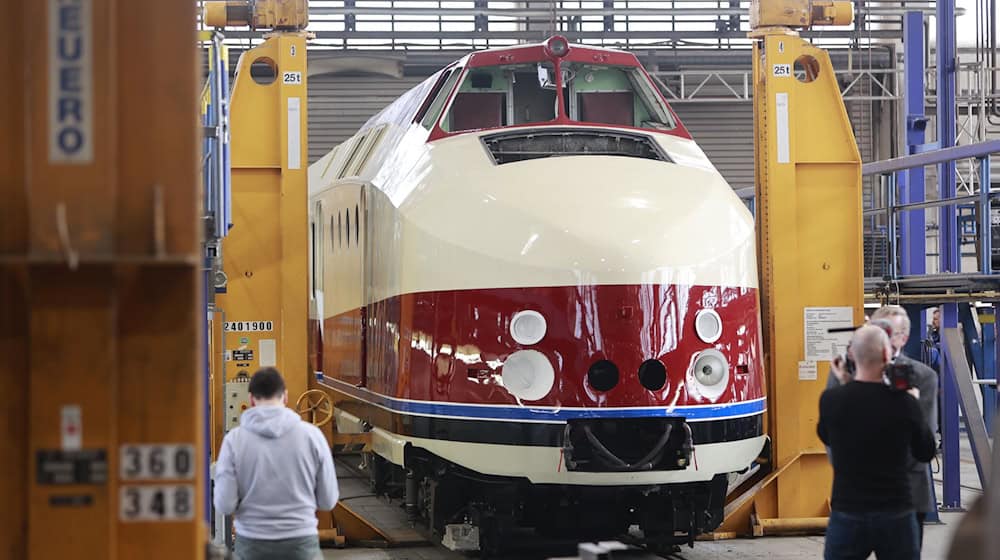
363,446,730,557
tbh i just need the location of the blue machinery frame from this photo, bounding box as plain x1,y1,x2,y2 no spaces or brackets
201,31,232,524
863,6,999,512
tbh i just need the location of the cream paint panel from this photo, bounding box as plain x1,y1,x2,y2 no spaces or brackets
313,125,758,319
318,184,365,317
335,407,766,485
380,144,756,307
390,428,763,485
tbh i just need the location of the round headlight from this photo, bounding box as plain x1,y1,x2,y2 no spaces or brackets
695,309,723,344
501,350,555,401
690,349,729,401
545,35,570,57
510,310,547,345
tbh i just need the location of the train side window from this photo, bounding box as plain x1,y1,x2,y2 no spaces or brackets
338,212,343,248
338,133,368,180
311,203,323,296
352,125,387,178
320,145,341,179
310,220,316,295
420,68,463,130
354,204,360,243
330,215,336,254
345,209,351,248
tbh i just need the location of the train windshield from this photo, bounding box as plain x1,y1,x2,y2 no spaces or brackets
562,62,676,130
440,63,558,132
439,62,676,133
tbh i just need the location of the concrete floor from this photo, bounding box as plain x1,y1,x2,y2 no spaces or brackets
324,437,987,560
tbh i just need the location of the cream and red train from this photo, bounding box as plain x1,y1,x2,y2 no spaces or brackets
307,36,766,551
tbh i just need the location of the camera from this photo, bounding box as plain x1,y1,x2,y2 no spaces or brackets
883,359,915,392
831,318,895,382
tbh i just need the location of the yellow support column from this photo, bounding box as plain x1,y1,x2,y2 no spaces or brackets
2,0,204,557
720,1,863,534
210,1,311,451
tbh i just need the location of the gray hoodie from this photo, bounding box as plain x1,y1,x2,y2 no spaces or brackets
214,404,339,539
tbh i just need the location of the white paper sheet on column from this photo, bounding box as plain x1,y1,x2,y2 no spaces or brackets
804,306,854,361
260,339,277,367
775,92,790,164
287,97,301,170
798,360,818,381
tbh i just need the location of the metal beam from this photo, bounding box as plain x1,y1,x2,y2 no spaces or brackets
900,10,926,276
941,327,994,486
861,139,1000,175
217,29,906,41
307,5,941,17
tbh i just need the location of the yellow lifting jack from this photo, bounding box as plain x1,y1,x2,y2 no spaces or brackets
203,0,417,549
715,0,864,538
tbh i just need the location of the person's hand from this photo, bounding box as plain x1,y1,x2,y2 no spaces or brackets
907,386,921,400
831,356,850,385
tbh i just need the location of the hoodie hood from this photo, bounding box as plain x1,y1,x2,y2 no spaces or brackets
240,405,303,438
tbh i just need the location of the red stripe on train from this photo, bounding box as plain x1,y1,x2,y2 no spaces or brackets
317,284,764,408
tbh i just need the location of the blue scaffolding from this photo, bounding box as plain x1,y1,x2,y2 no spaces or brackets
863,8,998,515
200,30,232,524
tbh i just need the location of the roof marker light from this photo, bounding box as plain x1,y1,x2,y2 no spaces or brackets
545,36,570,58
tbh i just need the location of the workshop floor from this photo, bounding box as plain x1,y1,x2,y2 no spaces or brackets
324,437,986,560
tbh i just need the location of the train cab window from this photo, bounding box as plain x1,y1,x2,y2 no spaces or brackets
419,68,462,130
563,63,676,130
443,63,556,132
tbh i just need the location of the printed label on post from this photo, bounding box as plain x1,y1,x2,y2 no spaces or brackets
224,321,274,332
798,360,818,381
49,0,94,163
775,92,790,164
119,484,195,522
804,306,854,361
61,404,82,451
259,339,277,367
288,97,301,170
119,444,196,481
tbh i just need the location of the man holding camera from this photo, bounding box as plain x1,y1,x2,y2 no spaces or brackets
819,325,936,560
827,305,939,547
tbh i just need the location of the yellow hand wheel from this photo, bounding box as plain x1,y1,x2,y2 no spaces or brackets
295,389,334,428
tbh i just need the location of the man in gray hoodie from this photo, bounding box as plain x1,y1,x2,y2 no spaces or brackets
215,367,339,560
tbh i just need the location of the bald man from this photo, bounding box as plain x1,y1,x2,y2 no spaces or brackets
826,305,939,548
818,326,936,560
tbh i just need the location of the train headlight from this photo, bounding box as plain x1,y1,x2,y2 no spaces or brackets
691,349,729,399
510,310,547,345
545,35,570,58
501,350,555,401
694,309,723,344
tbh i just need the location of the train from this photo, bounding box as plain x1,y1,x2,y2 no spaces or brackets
306,35,766,553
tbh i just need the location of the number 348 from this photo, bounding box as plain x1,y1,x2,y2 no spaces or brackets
120,485,194,521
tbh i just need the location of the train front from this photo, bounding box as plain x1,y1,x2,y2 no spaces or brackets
367,37,767,544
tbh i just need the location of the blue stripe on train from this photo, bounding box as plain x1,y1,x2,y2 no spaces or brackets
319,377,766,422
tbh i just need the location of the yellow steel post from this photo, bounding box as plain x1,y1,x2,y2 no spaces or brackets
2,0,204,557
719,0,863,534
206,0,311,452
